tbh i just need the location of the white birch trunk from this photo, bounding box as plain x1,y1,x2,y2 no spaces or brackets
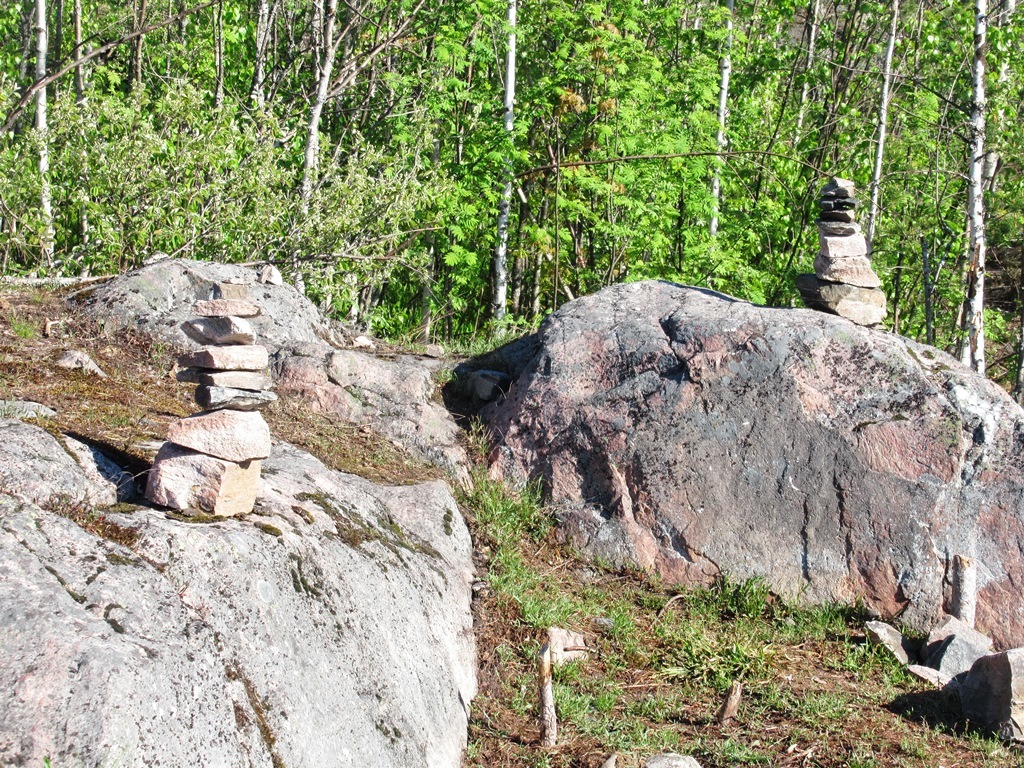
36,0,53,268
300,0,339,209
866,0,899,253
965,0,988,374
214,0,224,108
73,0,84,102
250,0,272,108
795,0,820,141
491,0,516,321
709,0,733,238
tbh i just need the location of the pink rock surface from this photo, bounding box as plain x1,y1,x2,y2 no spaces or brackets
178,345,269,372
486,281,1024,647
818,232,868,259
176,368,273,389
146,442,261,516
166,409,271,462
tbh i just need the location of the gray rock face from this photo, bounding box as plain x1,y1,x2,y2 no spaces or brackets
76,258,335,358
276,350,469,482
0,437,476,767
76,259,467,478
486,281,1024,646
922,615,995,678
0,400,56,419
960,649,1024,741
796,274,887,327
0,419,120,507
195,385,278,411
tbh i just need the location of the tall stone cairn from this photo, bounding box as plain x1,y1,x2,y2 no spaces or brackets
795,177,887,327
145,280,278,517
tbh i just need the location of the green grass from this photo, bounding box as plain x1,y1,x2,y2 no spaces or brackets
7,313,37,340
462,471,1023,768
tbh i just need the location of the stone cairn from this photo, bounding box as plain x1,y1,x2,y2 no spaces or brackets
795,177,886,327
145,280,278,517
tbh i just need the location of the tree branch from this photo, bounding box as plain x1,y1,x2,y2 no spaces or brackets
3,0,218,133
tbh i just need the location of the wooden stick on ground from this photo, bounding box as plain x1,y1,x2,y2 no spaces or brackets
538,641,557,746
717,680,743,724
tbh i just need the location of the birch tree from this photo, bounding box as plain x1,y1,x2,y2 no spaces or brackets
963,0,988,374
35,0,54,267
866,0,899,252
794,0,820,141
491,0,516,321
709,0,733,238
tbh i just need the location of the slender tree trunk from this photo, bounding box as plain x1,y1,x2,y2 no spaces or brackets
18,0,35,95
72,0,84,102
866,0,899,252
35,0,53,268
795,0,820,142
250,0,273,108
52,0,64,76
214,0,224,108
130,0,147,89
709,0,733,238
921,236,935,345
964,0,988,374
300,0,339,208
491,0,516,321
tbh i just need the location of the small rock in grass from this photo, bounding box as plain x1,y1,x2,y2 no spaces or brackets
0,400,56,419
548,627,588,665
906,664,953,688
865,620,917,665
55,349,107,378
644,754,703,768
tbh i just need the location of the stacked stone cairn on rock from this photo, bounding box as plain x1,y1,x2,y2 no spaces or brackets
795,177,887,327
145,281,277,517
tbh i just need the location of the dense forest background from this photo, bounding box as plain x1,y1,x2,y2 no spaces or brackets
1,0,1022,393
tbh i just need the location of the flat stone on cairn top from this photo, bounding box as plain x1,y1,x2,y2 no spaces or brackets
795,177,887,327
146,280,277,517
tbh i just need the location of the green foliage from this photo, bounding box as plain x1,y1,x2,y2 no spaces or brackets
1,0,1023,387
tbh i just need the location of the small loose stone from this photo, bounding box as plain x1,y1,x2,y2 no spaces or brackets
192,299,262,318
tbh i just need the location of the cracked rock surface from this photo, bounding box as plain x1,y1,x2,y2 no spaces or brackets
76,259,468,481
0,423,475,768
485,280,1024,646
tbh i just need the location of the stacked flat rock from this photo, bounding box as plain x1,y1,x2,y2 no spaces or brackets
795,177,887,327
145,281,277,517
